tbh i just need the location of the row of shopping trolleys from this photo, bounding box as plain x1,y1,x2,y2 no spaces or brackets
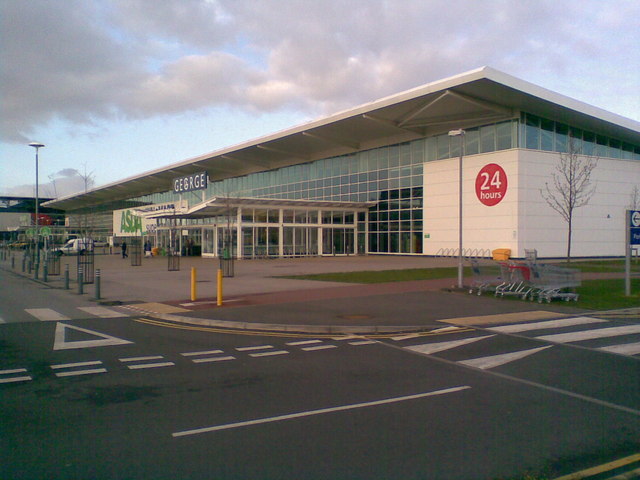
469,260,581,303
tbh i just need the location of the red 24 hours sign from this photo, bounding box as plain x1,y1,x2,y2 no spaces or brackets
475,163,507,206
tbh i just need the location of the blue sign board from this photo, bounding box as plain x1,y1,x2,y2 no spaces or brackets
630,210,640,245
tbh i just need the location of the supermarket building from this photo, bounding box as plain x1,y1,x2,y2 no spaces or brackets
44,67,640,259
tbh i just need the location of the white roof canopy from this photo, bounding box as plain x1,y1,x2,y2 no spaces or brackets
45,66,640,211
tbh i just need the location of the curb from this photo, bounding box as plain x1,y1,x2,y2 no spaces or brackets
149,311,441,335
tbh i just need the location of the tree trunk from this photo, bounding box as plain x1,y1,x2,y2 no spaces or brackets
566,215,572,263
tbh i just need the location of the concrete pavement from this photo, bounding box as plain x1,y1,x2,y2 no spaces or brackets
1,251,593,334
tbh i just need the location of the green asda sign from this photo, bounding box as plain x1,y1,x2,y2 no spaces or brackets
121,210,142,234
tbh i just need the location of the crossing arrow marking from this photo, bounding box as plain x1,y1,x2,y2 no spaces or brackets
53,323,133,351
458,346,552,370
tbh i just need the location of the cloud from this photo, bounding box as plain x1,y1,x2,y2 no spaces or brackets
1,0,638,145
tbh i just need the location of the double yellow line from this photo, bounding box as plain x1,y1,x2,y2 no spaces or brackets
134,317,473,339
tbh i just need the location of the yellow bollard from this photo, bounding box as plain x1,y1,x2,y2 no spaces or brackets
217,268,223,306
191,267,197,301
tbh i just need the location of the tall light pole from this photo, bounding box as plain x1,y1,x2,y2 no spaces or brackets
448,129,465,288
29,142,45,267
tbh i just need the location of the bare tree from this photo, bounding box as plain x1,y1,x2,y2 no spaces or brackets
630,185,640,210
540,134,598,262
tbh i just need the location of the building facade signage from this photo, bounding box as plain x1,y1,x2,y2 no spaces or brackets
630,210,640,245
475,163,507,206
173,171,208,194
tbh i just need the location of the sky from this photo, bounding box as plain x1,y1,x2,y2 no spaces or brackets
1,0,639,198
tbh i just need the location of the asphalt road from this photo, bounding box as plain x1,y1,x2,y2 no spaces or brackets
2,309,640,479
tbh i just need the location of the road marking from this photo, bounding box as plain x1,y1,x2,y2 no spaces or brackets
172,385,471,437
554,453,640,480
192,356,236,363
0,376,32,384
248,350,289,357
391,333,421,341
127,362,175,370
55,368,107,377
599,342,640,356
0,368,28,375
0,315,5,323
458,346,553,370
53,323,133,351
26,308,70,321
536,324,640,343
236,345,274,351
51,361,103,369
286,340,323,346
349,340,377,346
120,355,164,362
405,335,494,355
301,345,337,351
488,316,607,333
77,306,127,318
181,350,224,356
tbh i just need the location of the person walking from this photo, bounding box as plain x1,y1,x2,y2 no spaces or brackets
121,241,128,258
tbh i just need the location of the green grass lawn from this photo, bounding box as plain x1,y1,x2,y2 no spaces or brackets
278,260,640,311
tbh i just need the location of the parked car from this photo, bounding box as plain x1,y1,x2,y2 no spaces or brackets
52,238,95,255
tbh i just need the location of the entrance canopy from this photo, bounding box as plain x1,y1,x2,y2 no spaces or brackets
137,196,374,220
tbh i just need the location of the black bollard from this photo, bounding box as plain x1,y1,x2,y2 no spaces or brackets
64,264,69,290
94,269,101,300
43,263,48,282
78,268,84,295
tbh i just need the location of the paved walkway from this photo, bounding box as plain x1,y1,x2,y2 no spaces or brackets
2,252,606,333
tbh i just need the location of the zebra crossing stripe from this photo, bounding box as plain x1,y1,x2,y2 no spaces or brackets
25,308,70,321
488,316,607,333
77,306,126,318
536,325,640,343
598,342,640,356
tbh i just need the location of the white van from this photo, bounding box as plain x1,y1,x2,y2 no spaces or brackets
53,238,95,255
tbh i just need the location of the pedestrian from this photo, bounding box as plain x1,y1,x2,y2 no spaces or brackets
121,241,128,258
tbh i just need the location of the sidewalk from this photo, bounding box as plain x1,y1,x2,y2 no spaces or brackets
1,252,592,334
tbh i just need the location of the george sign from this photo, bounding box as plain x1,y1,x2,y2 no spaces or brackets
630,210,640,245
173,171,208,194
475,163,507,206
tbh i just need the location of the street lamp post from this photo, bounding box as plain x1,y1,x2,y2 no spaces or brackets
29,142,45,268
448,129,465,289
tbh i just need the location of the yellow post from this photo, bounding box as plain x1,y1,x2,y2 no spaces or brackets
217,268,223,306
191,267,197,301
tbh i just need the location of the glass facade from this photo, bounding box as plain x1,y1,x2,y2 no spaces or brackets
137,119,518,254
128,113,639,256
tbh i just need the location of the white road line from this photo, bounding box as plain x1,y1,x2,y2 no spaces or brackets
127,362,175,370
391,333,421,341
488,316,608,333
286,340,323,346
120,355,164,362
181,350,224,356
192,356,236,363
77,306,127,318
599,342,640,356
405,335,494,355
301,345,337,351
536,325,640,343
0,376,32,384
51,361,103,370
0,368,28,375
172,386,471,437
0,316,5,323
249,350,289,357
55,368,107,377
458,346,553,370
25,308,70,321
236,345,273,351
349,340,377,346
